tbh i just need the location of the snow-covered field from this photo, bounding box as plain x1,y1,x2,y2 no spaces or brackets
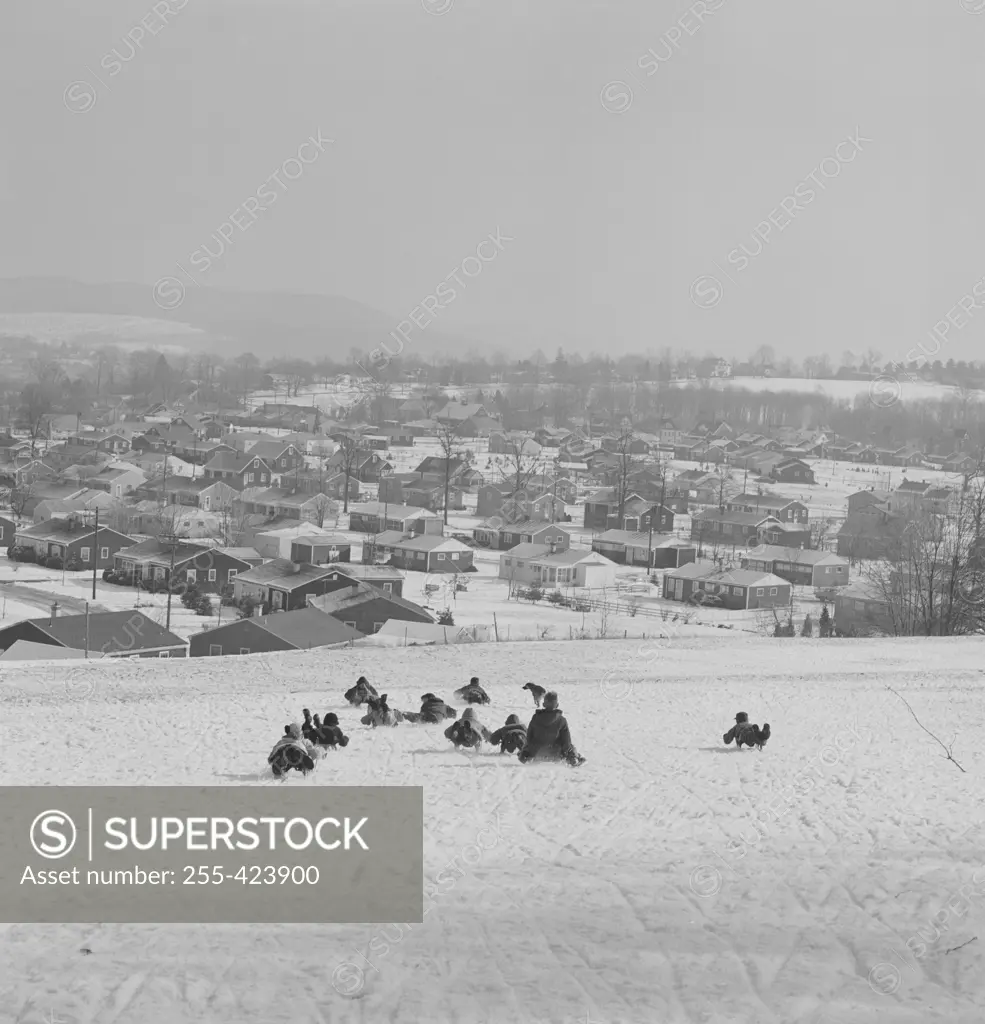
2,636,984,1024
679,377,985,406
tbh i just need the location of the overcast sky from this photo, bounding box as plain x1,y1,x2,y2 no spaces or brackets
3,0,984,362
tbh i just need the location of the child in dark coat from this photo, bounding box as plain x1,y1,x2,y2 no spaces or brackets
489,714,527,754
344,676,379,706
316,712,349,749
518,692,585,766
419,693,457,723
444,708,491,749
723,712,770,749
454,677,491,704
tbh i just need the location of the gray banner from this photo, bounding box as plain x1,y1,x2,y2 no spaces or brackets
0,786,422,923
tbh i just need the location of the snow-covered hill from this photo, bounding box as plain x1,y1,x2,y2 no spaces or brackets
1,636,984,1024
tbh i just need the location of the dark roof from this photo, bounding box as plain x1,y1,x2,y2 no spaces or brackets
16,518,129,543
10,610,185,653
204,451,268,473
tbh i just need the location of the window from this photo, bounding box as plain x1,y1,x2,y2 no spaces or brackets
769,588,777,596
344,621,356,629
159,651,169,658
186,570,196,583
81,547,91,562
504,558,512,566
373,622,384,633
756,588,764,596
209,644,222,656
228,569,238,581
248,473,255,483
155,567,165,580
436,553,445,561
281,459,286,467
383,582,392,593
733,586,743,596
208,569,216,582
101,547,108,559
450,552,458,560
417,551,425,560
240,648,251,655
517,561,525,569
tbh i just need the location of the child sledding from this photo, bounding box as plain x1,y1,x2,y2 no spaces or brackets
345,676,379,705
489,714,527,754
518,692,585,767
419,693,458,723
444,708,493,749
454,677,490,704
723,712,770,750
267,723,319,778
314,712,349,748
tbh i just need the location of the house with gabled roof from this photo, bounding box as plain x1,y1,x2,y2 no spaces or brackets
741,544,849,588
662,565,792,609
86,465,146,498
14,515,132,569
499,546,618,589
361,531,475,573
308,583,434,635
202,450,273,490
189,607,362,657
347,502,441,535
114,539,254,593
0,608,187,658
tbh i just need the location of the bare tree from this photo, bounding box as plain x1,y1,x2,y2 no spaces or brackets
335,434,368,513
434,419,468,526
612,426,639,529
310,493,337,528
863,468,985,636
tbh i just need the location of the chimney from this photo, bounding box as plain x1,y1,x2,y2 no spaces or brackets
292,561,302,574
49,601,58,624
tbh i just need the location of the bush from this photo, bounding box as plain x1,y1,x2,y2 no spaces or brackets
194,594,213,616
801,613,813,637
528,584,544,604
180,585,201,610
547,590,565,605
437,609,454,626
819,605,833,637
65,558,82,572
45,555,63,571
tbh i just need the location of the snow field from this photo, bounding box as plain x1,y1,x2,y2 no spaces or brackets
1,636,984,1023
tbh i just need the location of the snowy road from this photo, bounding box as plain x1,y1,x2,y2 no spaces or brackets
1,636,983,1024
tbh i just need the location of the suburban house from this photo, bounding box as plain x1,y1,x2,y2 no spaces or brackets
202,451,273,490
377,473,464,513
472,521,571,552
347,502,441,535
308,584,434,635
73,431,131,454
86,465,146,498
689,508,783,547
251,523,350,561
14,515,131,569
314,563,406,599
662,565,793,610
244,440,306,480
740,545,850,589
589,529,694,568
499,545,619,589
0,513,16,548
362,531,476,573
113,540,254,593
134,475,238,513
189,607,362,657
833,579,894,635
412,456,483,489
836,507,905,560
488,432,542,456
0,608,187,658
847,489,892,514
234,487,336,525
232,560,349,612
583,488,673,532
769,458,816,484
325,449,392,483
942,452,979,474
433,402,499,436
726,494,809,524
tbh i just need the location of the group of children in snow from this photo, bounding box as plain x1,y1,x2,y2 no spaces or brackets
266,676,586,778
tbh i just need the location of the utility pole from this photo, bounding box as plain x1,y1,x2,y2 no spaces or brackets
84,601,90,659
91,506,99,600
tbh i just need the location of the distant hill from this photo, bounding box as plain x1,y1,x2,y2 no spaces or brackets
0,277,478,362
